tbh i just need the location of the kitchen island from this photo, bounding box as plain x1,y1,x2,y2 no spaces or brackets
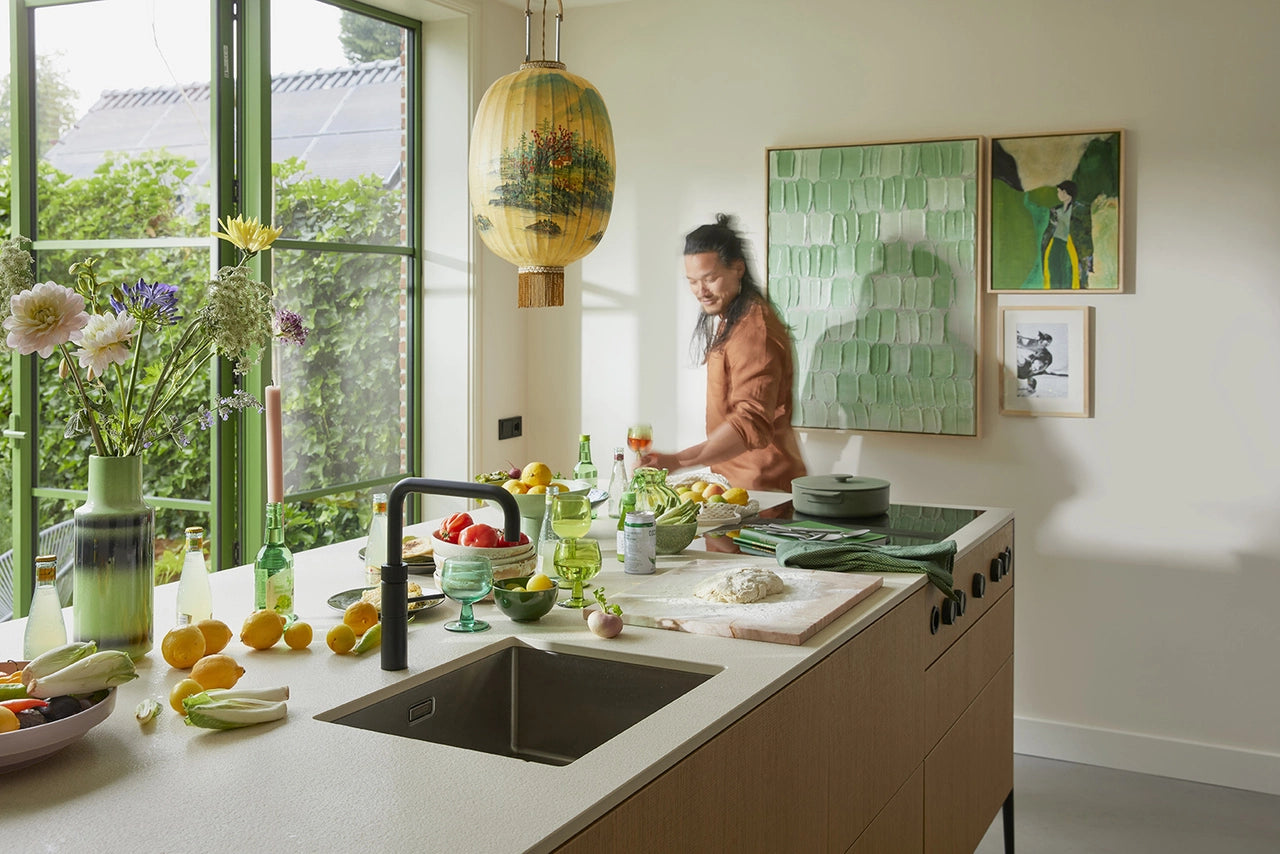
0,494,1012,853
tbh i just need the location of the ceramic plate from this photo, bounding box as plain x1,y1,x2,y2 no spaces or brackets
0,665,117,773
327,586,444,616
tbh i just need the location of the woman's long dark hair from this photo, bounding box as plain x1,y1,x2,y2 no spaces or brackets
686,213,769,365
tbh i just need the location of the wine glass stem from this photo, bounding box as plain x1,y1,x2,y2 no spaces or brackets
572,580,583,604
459,601,474,625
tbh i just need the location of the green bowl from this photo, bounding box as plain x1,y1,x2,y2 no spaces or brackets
492,576,560,622
654,522,699,555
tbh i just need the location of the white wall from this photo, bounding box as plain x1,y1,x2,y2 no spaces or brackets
475,0,1280,793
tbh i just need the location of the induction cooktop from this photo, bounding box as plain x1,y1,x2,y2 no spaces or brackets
715,501,983,549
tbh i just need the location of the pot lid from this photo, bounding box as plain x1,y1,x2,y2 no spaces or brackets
792,474,891,493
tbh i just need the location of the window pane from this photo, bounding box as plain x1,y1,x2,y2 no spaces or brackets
34,0,212,240
33,246,212,502
273,249,408,495
285,490,371,555
271,0,409,246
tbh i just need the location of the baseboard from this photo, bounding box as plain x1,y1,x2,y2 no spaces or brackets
1014,715,1280,797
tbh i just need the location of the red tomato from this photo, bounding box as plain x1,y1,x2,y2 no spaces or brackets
439,512,473,540
459,523,500,549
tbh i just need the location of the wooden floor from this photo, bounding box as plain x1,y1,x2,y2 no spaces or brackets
975,755,1280,854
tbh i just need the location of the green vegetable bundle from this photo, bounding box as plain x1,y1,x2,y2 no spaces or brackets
656,499,699,526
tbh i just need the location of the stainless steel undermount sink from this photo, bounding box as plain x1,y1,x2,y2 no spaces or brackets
317,638,720,766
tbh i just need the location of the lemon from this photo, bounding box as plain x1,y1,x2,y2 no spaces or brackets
326,623,357,655
0,706,19,733
549,482,571,494
283,620,313,650
690,481,709,494
501,478,529,495
169,677,205,714
722,487,750,506
521,461,553,487
196,618,233,655
190,653,245,690
161,624,207,670
240,609,285,650
343,600,379,636
526,573,556,592
526,484,548,494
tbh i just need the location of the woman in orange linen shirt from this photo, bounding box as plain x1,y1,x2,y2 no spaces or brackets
641,214,807,492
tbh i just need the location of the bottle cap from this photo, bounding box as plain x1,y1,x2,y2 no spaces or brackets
185,526,203,535
579,433,590,442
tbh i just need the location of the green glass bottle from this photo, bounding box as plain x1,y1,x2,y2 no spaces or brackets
254,502,295,618
573,434,598,487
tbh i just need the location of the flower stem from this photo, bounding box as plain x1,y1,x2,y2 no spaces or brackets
128,318,205,455
120,320,148,446
58,343,109,456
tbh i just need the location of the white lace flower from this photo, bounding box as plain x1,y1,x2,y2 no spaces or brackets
3,281,89,357
76,311,136,379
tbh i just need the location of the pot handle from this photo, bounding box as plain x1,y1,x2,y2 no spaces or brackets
805,491,843,502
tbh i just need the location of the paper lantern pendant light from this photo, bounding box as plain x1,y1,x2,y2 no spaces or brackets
468,1,616,308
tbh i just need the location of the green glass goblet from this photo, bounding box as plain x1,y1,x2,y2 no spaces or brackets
440,556,493,632
553,537,602,608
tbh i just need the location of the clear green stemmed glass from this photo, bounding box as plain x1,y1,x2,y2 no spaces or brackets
553,538,602,608
439,556,493,632
550,493,592,540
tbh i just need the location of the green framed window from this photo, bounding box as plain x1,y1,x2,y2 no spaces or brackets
2,0,424,617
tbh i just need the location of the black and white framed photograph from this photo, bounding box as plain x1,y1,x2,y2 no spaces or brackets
998,305,1092,417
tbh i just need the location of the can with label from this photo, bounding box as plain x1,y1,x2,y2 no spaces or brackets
622,511,656,575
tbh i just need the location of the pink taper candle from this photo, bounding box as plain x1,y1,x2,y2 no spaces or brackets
265,385,284,504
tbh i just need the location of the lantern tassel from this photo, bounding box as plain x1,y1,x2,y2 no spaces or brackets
518,266,566,308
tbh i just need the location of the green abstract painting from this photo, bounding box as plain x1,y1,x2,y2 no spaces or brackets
989,130,1123,291
766,138,980,436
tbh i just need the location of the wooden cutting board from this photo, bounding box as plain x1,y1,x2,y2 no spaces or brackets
612,558,883,645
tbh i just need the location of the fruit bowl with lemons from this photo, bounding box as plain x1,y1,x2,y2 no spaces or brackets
491,573,560,622
477,461,593,530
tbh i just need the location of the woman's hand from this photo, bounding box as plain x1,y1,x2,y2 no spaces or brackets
640,451,683,472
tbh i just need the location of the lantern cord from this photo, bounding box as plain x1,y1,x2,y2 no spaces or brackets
524,0,564,64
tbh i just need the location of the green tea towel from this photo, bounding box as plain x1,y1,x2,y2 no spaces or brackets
775,538,959,601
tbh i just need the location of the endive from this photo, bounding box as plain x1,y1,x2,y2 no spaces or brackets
182,686,289,730
27,650,138,698
21,641,97,688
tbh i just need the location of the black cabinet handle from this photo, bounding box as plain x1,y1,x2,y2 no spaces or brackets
930,605,941,635
1003,546,1013,577
990,556,1002,582
956,589,967,617
941,598,958,625
972,572,987,598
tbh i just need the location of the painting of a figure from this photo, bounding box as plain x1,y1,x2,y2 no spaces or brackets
999,306,1091,417
989,130,1123,291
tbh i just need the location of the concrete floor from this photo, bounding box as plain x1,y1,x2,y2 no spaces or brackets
974,755,1280,853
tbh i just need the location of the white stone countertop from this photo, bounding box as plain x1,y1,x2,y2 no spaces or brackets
0,493,1011,853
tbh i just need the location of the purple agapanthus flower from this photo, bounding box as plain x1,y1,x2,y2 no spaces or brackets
110,278,181,326
273,308,309,347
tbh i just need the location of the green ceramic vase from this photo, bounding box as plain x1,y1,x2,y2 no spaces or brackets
73,455,155,659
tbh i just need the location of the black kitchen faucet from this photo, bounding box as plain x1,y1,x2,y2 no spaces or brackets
380,478,521,671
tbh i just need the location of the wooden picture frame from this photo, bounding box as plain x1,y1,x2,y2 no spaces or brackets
988,129,1124,292
766,137,983,437
998,305,1092,417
